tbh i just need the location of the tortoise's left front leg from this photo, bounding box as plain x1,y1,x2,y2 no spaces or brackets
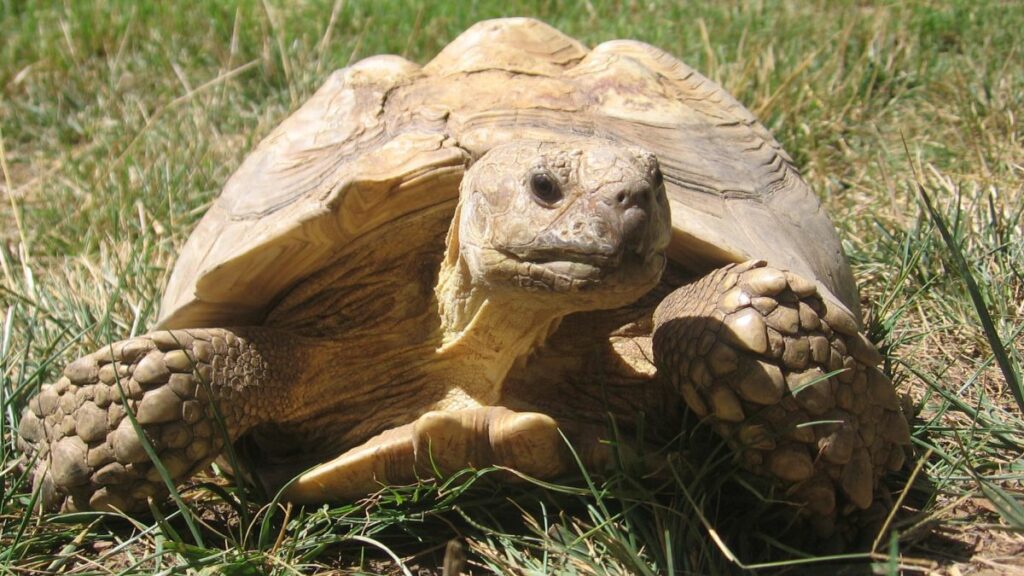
652,260,910,531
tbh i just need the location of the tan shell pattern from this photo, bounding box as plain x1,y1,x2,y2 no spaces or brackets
158,18,858,331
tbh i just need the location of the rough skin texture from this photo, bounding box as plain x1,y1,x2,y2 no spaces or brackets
18,259,911,531
17,328,301,512
653,261,910,532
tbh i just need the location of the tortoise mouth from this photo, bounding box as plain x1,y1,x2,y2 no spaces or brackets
502,245,622,269
509,257,603,292
496,247,657,294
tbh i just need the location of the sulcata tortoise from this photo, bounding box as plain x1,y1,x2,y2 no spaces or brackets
18,18,909,533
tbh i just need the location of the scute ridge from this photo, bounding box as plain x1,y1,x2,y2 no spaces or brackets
159,18,860,331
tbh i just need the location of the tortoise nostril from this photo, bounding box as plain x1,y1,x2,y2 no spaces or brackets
616,191,627,205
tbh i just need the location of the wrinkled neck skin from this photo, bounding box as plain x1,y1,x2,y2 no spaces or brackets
434,251,563,408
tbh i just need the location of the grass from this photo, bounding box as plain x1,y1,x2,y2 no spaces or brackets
1,0,1021,573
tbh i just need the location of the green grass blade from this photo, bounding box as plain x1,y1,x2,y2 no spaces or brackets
909,164,1024,413
112,367,205,547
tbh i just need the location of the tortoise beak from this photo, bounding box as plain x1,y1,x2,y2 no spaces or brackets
504,183,663,272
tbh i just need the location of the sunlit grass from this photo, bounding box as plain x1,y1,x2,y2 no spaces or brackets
2,0,1021,573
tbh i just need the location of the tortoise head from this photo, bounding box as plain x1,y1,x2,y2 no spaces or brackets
437,138,671,343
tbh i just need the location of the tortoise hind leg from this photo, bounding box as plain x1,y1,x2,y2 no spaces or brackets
283,406,571,502
652,260,911,535
17,327,302,513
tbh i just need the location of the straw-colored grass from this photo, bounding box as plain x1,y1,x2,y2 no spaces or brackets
2,1,1021,573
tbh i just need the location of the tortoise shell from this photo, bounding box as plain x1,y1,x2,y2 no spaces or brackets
158,18,857,330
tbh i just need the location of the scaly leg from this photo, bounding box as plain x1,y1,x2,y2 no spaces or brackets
17,328,306,512
652,261,910,531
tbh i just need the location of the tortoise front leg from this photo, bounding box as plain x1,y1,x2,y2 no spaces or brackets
652,261,911,532
284,407,571,502
17,327,306,512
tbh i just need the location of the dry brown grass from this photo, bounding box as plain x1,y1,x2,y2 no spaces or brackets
2,1,1021,573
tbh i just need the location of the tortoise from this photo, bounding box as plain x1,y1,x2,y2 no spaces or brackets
18,18,909,534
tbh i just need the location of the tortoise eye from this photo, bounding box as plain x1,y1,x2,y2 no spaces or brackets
529,172,562,206
652,166,664,189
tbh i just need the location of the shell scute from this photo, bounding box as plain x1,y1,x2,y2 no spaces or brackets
159,18,857,331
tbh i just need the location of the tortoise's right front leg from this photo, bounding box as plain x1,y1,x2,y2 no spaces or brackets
17,327,302,513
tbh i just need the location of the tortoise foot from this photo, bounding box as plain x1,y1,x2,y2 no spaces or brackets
652,261,911,532
17,329,263,512
284,406,570,502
